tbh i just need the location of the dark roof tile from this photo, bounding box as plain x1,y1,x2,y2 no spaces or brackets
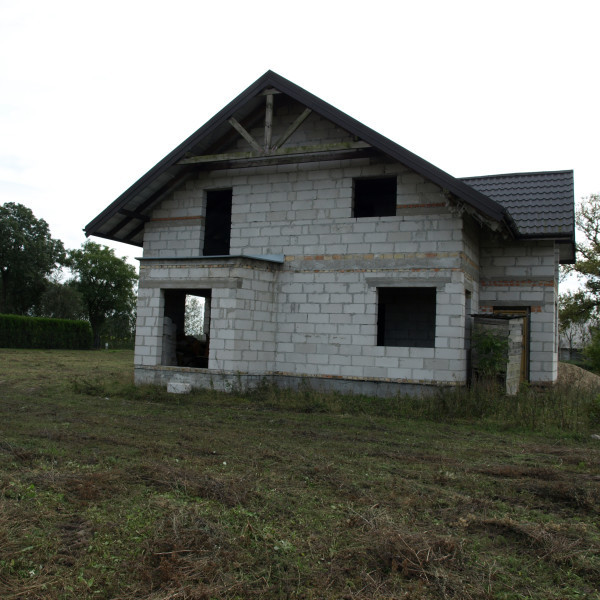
460,170,574,238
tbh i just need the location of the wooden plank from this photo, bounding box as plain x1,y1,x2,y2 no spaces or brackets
264,93,273,151
178,141,371,165
228,117,263,153
260,87,281,95
273,108,312,149
187,147,378,171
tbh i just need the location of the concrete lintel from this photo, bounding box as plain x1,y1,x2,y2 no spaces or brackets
139,277,242,289
366,275,453,288
137,254,285,264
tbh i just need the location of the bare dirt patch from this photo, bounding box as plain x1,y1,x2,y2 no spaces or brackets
558,361,600,391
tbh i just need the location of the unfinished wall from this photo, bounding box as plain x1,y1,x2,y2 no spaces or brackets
134,108,493,392
479,238,558,383
134,257,280,385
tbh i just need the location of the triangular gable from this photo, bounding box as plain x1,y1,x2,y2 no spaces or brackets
85,71,517,246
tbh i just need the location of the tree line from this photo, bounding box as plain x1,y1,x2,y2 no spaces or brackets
0,202,137,348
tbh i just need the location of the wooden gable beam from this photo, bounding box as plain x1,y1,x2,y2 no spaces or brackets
228,117,263,153
272,108,312,150
264,93,274,151
178,141,372,166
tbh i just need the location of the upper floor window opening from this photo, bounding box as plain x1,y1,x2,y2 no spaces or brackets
353,177,397,218
203,189,232,256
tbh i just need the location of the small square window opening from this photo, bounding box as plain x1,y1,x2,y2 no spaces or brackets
353,177,397,218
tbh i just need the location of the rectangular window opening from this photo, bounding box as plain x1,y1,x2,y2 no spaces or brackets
353,177,397,218
203,189,232,255
163,289,211,368
377,287,436,348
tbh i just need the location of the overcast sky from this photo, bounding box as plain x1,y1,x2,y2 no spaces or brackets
1,0,598,276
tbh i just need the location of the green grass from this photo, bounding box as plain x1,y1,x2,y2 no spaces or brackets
1,349,599,599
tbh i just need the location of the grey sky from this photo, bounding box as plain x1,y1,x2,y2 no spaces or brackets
1,0,598,276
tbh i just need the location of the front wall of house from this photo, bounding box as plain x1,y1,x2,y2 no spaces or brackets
136,150,473,390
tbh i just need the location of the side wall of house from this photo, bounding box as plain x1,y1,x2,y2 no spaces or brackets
478,238,558,382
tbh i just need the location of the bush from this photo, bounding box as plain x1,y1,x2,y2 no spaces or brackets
0,314,92,349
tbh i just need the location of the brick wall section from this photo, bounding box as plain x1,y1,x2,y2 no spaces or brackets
479,239,558,382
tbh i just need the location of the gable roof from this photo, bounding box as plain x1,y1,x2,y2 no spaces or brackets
84,71,573,262
85,71,518,245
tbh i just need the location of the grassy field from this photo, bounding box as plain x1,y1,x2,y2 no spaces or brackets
1,349,599,599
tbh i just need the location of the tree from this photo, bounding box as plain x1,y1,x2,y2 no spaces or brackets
559,290,595,358
559,193,600,366
184,295,205,337
0,202,65,314
33,277,86,321
67,241,137,348
565,194,600,305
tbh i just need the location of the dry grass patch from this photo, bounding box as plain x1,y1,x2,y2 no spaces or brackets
1,350,600,599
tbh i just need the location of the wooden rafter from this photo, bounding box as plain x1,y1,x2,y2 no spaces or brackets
228,117,262,153
225,91,316,157
107,168,194,238
117,209,150,222
203,90,367,170
272,108,312,150
264,93,273,151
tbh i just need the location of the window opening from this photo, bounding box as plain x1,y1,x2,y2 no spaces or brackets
163,289,211,368
377,287,436,348
353,177,397,218
203,189,232,255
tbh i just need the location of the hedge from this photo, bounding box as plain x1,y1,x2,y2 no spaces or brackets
0,314,93,349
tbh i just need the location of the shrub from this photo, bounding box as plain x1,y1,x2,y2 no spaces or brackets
0,313,92,349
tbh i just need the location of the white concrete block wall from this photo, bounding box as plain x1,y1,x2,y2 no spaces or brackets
134,286,165,367
269,263,468,384
134,260,279,377
479,239,558,383
135,150,476,386
133,111,559,390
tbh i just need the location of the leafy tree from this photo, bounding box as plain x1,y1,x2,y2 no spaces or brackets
0,202,65,314
564,194,600,306
559,193,600,366
67,241,137,348
559,290,595,358
33,278,86,321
